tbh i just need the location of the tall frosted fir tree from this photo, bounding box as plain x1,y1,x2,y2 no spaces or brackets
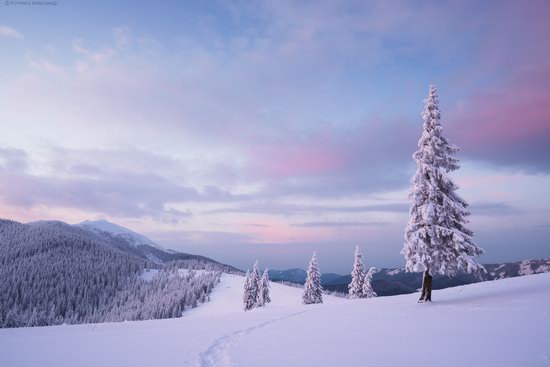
302,252,323,304
348,246,365,299
402,86,485,302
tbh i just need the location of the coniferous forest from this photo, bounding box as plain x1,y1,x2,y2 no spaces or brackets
0,219,229,328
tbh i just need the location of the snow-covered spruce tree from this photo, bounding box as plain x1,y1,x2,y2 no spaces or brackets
243,270,255,311
257,268,271,307
302,252,323,304
402,85,485,302
362,267,377,298
348,246,365,299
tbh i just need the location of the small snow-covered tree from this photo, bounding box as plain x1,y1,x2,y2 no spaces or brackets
362,267,377,298
243,261,262,311
348,246,365,299
257,268,271,307
250,261,261,305
302,252,323,304
243,270,255,311
402,85,485,302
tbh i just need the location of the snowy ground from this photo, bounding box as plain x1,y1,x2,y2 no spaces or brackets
139,268,208,281
1,273,549,367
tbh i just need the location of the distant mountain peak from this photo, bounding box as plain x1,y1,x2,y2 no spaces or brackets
76,219,165,250
79,219,134,233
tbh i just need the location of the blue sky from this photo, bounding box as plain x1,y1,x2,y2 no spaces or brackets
1,0,549,272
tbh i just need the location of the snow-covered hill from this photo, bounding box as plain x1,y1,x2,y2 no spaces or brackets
1,272,549,367
0,219,240,328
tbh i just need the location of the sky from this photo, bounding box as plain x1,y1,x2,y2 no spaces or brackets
1,0,549,273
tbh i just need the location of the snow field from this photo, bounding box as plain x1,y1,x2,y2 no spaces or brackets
1,273,549,367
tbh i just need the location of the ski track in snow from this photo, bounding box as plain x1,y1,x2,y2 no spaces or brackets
198,310,307,367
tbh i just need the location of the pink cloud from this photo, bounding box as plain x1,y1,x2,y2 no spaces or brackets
28,59,64,75
458,79,549,142
0,25,23,39
448,67,550,171
238,116,417,197
249,138,348,179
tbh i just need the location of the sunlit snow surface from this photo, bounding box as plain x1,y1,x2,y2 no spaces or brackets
1,273,549,367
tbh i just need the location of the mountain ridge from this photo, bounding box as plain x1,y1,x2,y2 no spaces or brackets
73,219,240,272
270,258,550,296
77,219,165,250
